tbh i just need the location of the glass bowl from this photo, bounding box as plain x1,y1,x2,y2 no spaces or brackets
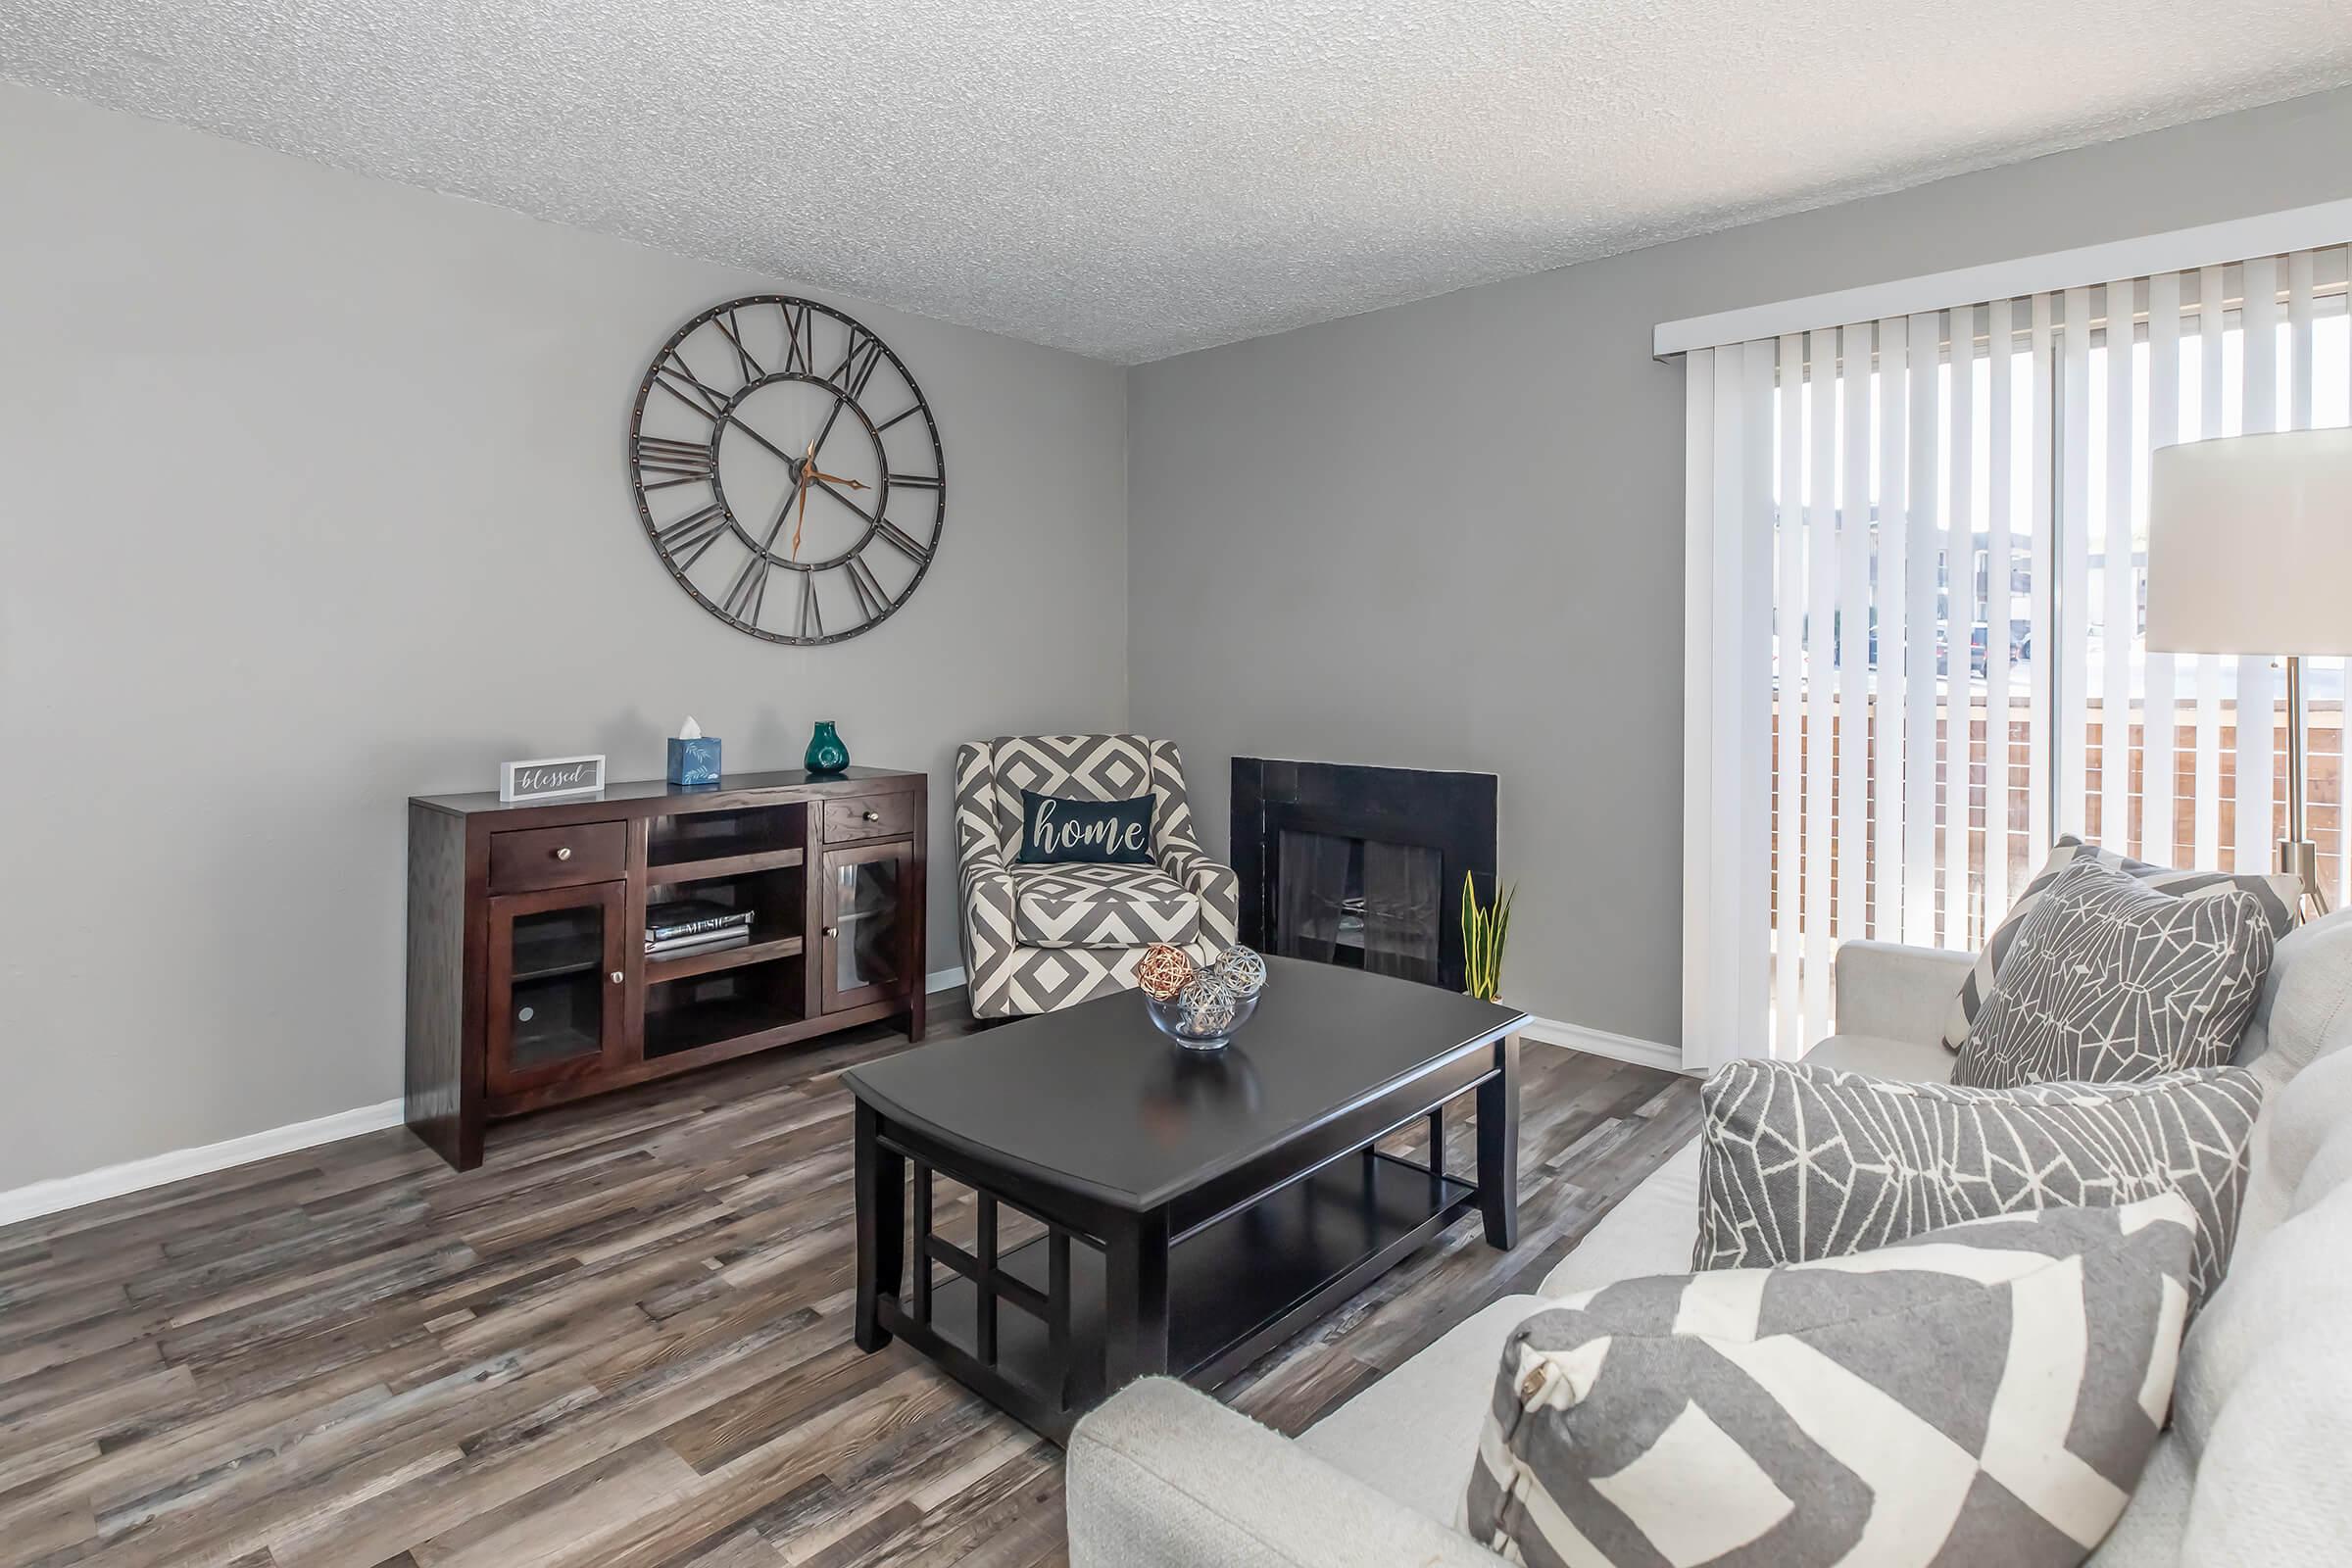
1144,987,1259,1051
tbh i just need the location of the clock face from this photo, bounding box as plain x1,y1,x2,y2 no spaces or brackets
629,296,945,645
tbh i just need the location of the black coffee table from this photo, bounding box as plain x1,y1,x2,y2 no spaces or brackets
843,957,1529,1441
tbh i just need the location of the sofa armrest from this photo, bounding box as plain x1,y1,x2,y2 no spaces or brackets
1833,940,1973,1047
1067,1378,1504,1568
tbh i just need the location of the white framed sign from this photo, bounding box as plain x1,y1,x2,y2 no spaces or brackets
500,754,607,804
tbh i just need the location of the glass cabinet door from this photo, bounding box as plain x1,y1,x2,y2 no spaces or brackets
486,882,626,1096
822,841,914,1012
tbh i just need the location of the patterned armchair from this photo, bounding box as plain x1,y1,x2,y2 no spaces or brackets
955,734,1241,1018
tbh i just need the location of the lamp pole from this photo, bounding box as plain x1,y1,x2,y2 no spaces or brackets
2281,654,2328,917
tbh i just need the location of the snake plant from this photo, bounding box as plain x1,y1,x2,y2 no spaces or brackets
1462,871,1515,1003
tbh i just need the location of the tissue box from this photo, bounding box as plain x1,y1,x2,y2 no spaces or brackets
666,736,722,786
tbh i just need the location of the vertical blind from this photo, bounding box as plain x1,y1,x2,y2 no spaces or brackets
1682,243,2351,1070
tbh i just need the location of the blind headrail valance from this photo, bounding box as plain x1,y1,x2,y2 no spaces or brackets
1653,197,2352,360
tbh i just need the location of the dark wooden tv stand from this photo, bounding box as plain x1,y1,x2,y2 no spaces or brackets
405,766,927,1170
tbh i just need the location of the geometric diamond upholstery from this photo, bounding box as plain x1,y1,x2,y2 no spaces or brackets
956,735,1240,1018
1011,862,1200,950
988,734,1155,859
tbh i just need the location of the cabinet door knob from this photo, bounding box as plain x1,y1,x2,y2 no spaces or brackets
610,970,624,985
554,846,574,861
824,926,839,939
862,809,880,821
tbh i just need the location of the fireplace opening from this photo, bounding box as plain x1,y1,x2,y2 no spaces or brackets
1275,829,1443,985
1233,759,1497,994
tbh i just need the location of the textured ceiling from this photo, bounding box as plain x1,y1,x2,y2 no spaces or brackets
5,2,2350,364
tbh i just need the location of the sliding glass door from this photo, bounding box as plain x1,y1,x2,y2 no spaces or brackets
1688,243,2350,1061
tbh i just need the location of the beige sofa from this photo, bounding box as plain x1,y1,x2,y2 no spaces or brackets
1067,916,2352,1567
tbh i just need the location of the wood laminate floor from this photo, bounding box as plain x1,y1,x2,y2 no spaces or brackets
0,998,1698,1568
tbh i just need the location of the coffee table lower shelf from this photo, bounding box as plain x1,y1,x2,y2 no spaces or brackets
879,1151,1478,1431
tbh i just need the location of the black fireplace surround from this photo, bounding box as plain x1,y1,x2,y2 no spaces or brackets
1231,759,1498,994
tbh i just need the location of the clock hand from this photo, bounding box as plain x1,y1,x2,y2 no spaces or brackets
791,440,816,558
805,468,868,491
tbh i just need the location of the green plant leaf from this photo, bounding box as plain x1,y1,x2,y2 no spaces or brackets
1459,871,1515,1001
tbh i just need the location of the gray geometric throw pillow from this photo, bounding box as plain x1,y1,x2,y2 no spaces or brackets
1954,857,2274,1090
1465,1197,2199,1568
1939,834,2298,1053
1694,1058,2261,1301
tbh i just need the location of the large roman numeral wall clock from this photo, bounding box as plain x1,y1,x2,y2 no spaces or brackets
628,296,945,645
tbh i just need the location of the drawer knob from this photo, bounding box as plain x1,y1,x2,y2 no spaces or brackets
554,846,574,861
862,809,881,821
610,970,624,985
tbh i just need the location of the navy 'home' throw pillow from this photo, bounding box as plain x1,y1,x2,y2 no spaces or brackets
1017,790,1154,865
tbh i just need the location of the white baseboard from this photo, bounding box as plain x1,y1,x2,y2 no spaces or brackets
0,1098,410,1230
925,964,966,995
1520,1015,1690,1075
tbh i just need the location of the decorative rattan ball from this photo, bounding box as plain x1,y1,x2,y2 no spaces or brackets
1176,975,1238,1036
1135,943,1196,1002
1212,945,1268,1000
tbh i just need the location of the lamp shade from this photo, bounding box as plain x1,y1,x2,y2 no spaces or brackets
2146,428,2352,656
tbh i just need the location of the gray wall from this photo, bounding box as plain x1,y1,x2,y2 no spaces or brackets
1128,87,2352,1050
0,83,1128,1192
11,76,2352,1195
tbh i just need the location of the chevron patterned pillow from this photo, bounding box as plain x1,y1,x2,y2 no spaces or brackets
1464,1196,2198,1568
1954,856,2274,1089
1939,834,2298,1053
1695,1058,2260,1301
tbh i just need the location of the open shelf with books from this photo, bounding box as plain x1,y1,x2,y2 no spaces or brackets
406,767,928,1170
643,861,806,980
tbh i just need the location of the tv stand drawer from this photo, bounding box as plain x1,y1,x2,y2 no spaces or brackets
823,794,917,844
489,821,626,893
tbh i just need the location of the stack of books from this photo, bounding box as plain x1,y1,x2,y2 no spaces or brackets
646,898,755,958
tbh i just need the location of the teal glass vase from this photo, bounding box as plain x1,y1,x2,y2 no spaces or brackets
804,720,850,775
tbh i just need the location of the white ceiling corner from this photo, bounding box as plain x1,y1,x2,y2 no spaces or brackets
3,0,2349,364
